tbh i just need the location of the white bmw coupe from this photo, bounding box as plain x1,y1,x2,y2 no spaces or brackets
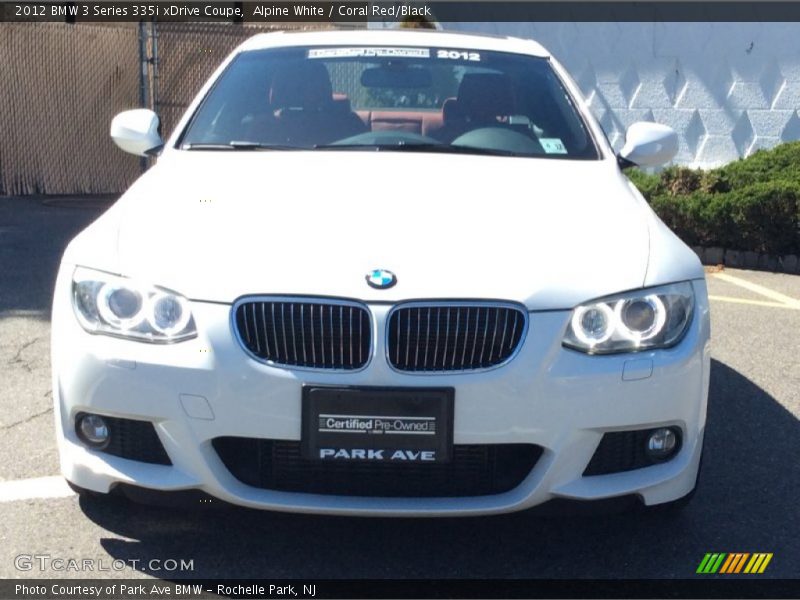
52,29,709,515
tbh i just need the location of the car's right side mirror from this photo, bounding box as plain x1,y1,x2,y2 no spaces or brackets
617,122,678,168
110,109,164,157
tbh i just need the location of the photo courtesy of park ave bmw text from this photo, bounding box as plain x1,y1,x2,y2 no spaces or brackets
0,1,799,598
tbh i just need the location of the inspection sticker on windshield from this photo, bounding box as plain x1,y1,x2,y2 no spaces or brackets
308,47,430,59
539,138,568,154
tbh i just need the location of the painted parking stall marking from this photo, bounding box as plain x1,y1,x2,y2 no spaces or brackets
0,476,74,503
709,271,800,310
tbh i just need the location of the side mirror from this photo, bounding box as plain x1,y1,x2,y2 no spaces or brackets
110,109,163,157
618,122,678,168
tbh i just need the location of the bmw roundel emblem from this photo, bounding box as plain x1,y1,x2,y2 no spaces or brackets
366,269,397,289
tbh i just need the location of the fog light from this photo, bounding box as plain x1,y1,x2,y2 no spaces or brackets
77,414,109,447
646,427,678,459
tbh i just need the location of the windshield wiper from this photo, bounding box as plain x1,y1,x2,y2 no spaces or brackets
182,141,301,151
312,142,521,157
183,141,523,157
312,143,385,151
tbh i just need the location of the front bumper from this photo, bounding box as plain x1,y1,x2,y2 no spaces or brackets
52,269,710,516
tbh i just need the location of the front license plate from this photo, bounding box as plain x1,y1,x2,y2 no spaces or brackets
301,386,454,463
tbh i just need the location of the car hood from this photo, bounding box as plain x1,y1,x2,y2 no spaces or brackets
73,151,654,310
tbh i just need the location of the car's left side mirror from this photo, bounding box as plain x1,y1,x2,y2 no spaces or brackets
617,122,678,168
110,109,164,157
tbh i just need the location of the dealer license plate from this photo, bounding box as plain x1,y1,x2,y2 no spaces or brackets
301,386,454,463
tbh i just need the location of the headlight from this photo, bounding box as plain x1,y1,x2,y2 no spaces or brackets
563,282,694,354
72,267,196,343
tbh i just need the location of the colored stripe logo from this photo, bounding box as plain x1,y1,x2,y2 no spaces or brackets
697,553,773,574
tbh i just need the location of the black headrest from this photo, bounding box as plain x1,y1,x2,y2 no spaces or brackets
270,62,333,110
457,73,515,118
441,97,461,123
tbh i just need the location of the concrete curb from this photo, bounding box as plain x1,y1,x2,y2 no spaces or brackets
692,246,800,275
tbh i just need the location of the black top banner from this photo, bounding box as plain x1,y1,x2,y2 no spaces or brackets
5,1,800,22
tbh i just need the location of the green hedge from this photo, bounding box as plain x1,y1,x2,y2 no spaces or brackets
628,142,800,255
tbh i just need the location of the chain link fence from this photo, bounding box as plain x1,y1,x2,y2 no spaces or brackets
0,23,141,195
0,21,332,196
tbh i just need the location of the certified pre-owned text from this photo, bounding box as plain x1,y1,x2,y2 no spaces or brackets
319,415,435,434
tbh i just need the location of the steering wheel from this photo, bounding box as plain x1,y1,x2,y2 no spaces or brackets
452,127,545,154
329,130,442,146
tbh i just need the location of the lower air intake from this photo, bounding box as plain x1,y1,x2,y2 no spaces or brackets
213,438,542,497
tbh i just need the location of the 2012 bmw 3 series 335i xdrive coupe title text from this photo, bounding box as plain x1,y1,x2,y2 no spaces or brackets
52,29,710,516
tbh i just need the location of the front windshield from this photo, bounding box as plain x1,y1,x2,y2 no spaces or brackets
179,45,600,159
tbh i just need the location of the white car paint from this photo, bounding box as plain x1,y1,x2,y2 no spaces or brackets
66,152,699,309
52,29,710,516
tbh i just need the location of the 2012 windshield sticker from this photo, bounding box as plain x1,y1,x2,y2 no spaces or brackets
308,48,430,59
436,49,481,61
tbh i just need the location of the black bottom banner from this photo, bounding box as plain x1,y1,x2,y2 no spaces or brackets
3,579,800,600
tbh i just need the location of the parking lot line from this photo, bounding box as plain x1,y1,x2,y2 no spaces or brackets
707,295,798,309
0,476,74,502
711,272,800,308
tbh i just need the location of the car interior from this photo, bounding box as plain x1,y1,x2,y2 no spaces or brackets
183,52,597,158
245,63,540,145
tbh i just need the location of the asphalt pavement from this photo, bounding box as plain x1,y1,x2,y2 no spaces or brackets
1,195,798,581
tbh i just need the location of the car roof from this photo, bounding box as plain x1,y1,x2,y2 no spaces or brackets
238,28,551,58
